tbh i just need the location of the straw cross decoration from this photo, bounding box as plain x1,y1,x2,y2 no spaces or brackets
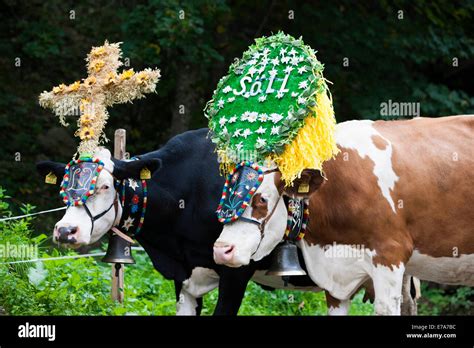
39,41,161,156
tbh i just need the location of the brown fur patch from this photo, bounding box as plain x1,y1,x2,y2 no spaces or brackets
251,193,268,219
371,134,388,150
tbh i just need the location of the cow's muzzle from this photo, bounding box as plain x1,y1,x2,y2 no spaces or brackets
56,226,78,244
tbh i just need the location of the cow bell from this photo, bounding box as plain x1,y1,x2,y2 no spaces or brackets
266,240,306,285
102,232,135,264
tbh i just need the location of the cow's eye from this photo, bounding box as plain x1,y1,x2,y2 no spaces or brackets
101,184,109,190
259,196,267,204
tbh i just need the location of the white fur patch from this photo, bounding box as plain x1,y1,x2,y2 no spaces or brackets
371,263,405,315
176,267,219,316
336,120,399,213
251,271,321,292
298,240,372,300
406,250,474,286
328,299,350,315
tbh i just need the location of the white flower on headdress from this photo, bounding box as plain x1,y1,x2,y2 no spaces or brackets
223,86,232,94
221,126,228,136
255,126,266,134
236,142,243,151
232,129,241,137
279,47,287,56
241,111,250,121
228,116,237,123
298,56,305,62
289,48,297,56
271,57,279,66
219,118,227,127
248,66,257,76
276,91,284,99
291,92,299,98
262,48,270,56
217,99,225,109
298,66,307,74
247,112,258,123
271,126,280,135
258,95,267,103
284,66,294,74
227,97,235,103
242,128,252,138
270,113,283,123
290,56,300,66
281,56,290,64
256,137,267,148
258,113,269,122
298,96,307,105
298,80,308,89
269,68,278,77
247,59,257,66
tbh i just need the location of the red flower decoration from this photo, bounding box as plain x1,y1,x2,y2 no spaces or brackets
132,194,139,204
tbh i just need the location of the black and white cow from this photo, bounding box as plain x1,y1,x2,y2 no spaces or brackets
37,128,417,315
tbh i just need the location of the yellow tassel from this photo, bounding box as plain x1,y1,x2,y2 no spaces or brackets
275,91,339,186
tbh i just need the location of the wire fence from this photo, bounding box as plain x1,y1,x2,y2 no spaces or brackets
1,205,144,265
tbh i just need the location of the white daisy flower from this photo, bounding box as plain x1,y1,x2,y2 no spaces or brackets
284,66,294,74
223,86,232,94
232,129,241,137
279,47,287,56
270,113,283,123
298,96,307,104
258,113,269,122
247,112,258,123
290,56,300,66
241,111,250,121
228,116,237,123
255,126,266,134
281,56,290,64
289,48,297,56
269,68,278,77
297,66,307,74
242,128,252,138
217,99,225,109
271,57,279,66
227,97,235,103
291,92,299,98
271,126,280,135
248,66,257,76
256,137,267,148
298,80,308,89
219,117,227,126
221,126,228,135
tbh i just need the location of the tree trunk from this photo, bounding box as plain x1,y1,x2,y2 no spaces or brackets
169,64,199,136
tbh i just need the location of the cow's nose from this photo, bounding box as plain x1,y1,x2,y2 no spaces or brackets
213,243,235,264
57,226,78,243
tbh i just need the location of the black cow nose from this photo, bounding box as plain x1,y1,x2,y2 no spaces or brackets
57,226,78,243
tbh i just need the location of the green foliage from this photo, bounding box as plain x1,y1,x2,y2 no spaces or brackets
419,283,474,315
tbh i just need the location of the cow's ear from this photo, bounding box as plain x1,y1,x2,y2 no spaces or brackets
36,161,66,184
283,169,324,198
112,158,162,180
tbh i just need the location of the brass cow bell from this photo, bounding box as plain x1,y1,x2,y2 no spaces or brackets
266,240,306,285
102,232,135,264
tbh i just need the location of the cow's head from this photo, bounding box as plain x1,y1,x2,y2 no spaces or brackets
213,168,324,267
36,148,161,247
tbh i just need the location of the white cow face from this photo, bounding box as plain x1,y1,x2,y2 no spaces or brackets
36,148,161,247
213,169,324,267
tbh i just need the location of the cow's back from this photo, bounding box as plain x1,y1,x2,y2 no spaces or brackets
307,116,474,286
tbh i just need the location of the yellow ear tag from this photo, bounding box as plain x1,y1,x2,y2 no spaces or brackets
140,167,151,180
45,172,57,185
298,183,309,193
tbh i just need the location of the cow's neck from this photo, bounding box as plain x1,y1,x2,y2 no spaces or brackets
115,178,148,236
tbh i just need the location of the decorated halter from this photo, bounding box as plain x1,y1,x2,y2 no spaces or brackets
216,161,264,223
115,176,148,236
284,197,309,241
60,157,104,206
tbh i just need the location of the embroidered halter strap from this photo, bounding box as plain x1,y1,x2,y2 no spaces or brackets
115,177,148,237
284,197,309,241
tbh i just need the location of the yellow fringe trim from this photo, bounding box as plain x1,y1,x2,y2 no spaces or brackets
274,92,339,186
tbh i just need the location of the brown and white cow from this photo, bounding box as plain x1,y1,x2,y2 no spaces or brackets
213,115,474,315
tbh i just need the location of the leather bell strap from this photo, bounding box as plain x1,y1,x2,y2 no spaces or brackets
110,226,136,244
